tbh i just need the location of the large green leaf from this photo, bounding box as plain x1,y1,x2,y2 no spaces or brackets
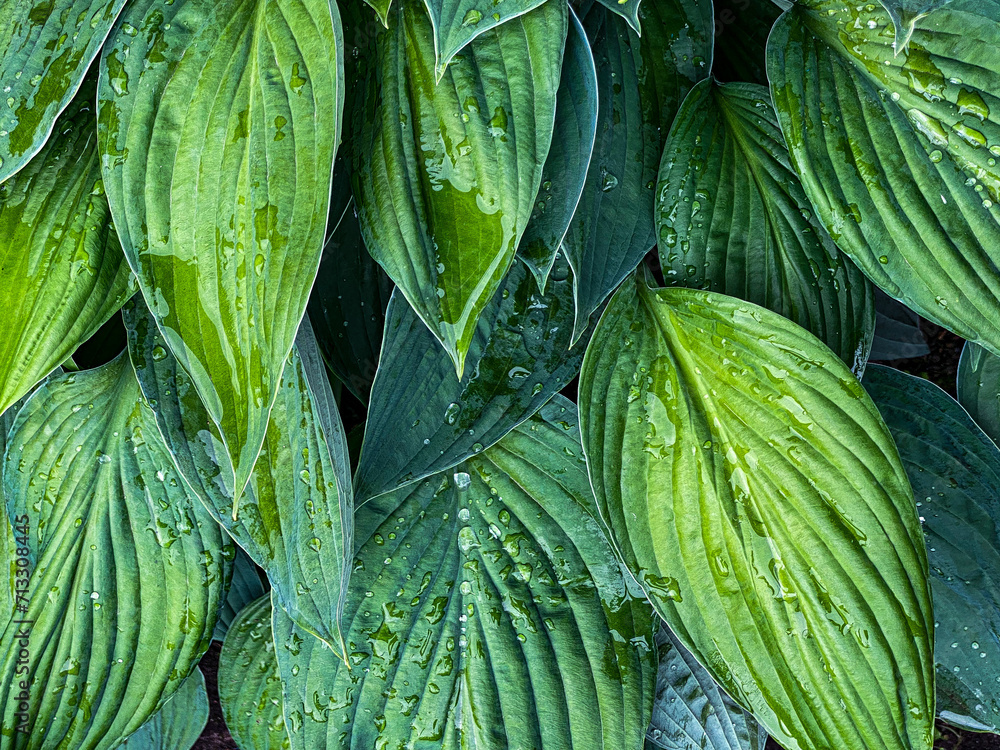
865,364,1000,733
355,254,587,502
564,0,712,341
118,669,210,750
517,6,597,292
957,341,1000,445
218,593,289,750
267,398,656,749
0,76,133,417
647,623,769,750
213,548,268,643
353,0,566,376
0,353,233,748
768,0,1000,360
0,0,127,182
125,303,353,658
579,271,935,750
655,78,874,369
97,0,345,498
871,289,929,361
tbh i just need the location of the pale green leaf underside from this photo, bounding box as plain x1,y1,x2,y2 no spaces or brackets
118,669,210,750
957,341,1000,446
768,0,1000,360
865,364,1000,734
656,78,874,369
365,0,393,25
98,0,345,498
213,548,268,643
354,254,588,503
125,303,353,659
0,0,127,183
269,399,655,749
579,273,935,750
593,0,642,33
0,354,232,749
0,77,133,417
354,0,566,375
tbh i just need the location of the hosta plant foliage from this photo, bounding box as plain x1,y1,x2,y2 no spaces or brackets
12,0,1000,748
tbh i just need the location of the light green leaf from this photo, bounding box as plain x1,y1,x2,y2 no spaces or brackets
353,0,566,376
871,289,929,361
218,593,289,750
879,0,955,50
957,341,1000,446
98,0,345,498
0,0,127,183
355,254,588,503
865,364,1000,734
365,0,393,25
656,78,874,370
119,669,210,750
565,0,712,341
647,623,769,750
593,0,642,34
517,6,597,292
270,398,655,749
213,548,268,643
125,303,353,659
768,0,1000,360
0,76,133,418
579,271,935,750
0,353,233,748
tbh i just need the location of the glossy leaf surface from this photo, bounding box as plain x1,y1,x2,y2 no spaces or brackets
98,0,345,497
655,79,874,369
579,272,935,750
0,77,133,418
354,0,566,375
957,341,1000,446
118,669,210,750
0,354,232,748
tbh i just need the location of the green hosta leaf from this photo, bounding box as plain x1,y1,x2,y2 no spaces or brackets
655,79,874,369
647,623,769,750
125,303,353,659
354,0,566,376
712,0,782,85
0,353,233,748
307,200,392,402
0,76,133,417
517,6,597,292
768,0,1000,360
98,0,345,498
579,271,935,750
871,289,929,361
270,398,655,749
957,341,1000,445
119,669,210,750
355,254,588,502
365,0,392,26
565,0,712,341
865,364,1000,733
593,0,641,33
218,593,290,750
0,0,127,182
879,0,956,49
214,548,268,643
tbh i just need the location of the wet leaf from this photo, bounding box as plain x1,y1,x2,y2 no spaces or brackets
865,364,1000,734
957,341,1000,446
97,0,345,498
579,270,935,750
355,254,588,503
768,0,1000,360
655,79,874,370
0,353,233,748
0,76,133,418
118,669,210,750
213,548,268,643
353,0,566,376
0,0,127,183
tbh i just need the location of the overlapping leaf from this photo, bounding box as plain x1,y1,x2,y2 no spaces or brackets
98,0,345,498
957,341,1000,445
647,624,769,750
260,399,656,749
118,669,210,750
0,0,127,182
0,76,133,418
656,79,874,369
871,289,929,361
565,0,712,340
126,304,353,658
0,354,233,748
353,0,566,375
355,254,588,502
213,548,268,643
866,364,1000,733
579,271,934,750
768,0,1000,359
